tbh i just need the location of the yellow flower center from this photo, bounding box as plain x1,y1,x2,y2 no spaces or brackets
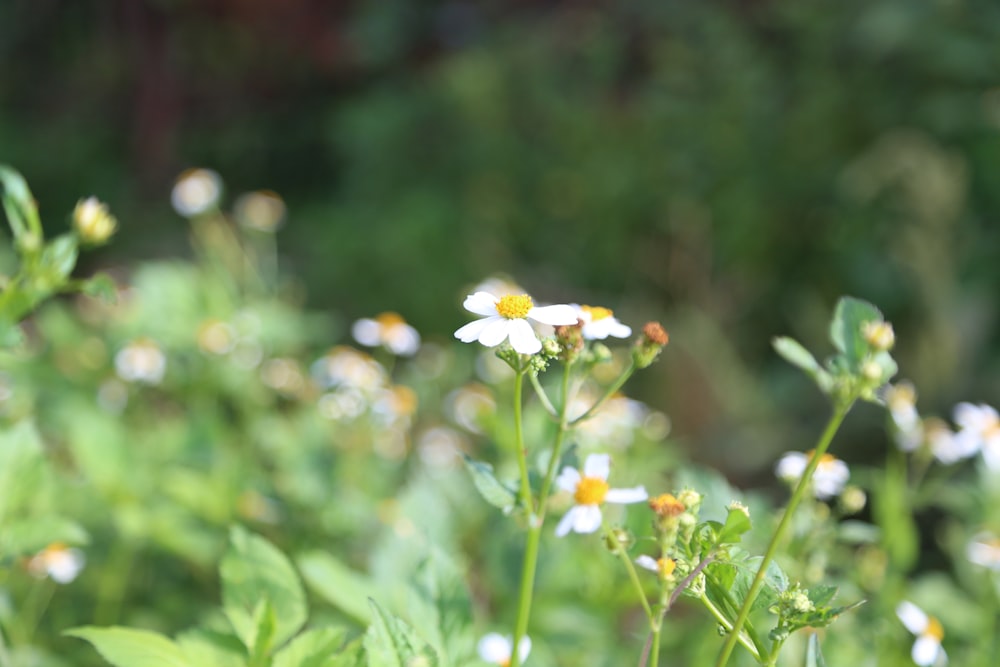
582,305,613,321
496,294,533,320
649,493,686,518
376,311,406,327
657,558,676,577
574,476,609,505
925,616,944,641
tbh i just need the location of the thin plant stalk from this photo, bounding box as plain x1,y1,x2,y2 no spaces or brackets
714,401,853,667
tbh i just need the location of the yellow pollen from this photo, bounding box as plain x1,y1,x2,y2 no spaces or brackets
376,312,406,327
658,558,676,576
649,493,686,517
574,476,609,505
582,305,613,321
924,616,944,641
496,294,534,320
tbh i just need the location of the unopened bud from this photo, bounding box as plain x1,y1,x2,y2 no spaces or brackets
862,321,895,351
73,197,117,245
633,322,669,369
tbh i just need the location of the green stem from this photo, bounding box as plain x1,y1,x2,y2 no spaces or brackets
701,593,761,661
528,372,558,418
608,529,655,624
511,524,541,667
512,367,533,517
536,364,573,509
714,402,853,667
568,360,636,426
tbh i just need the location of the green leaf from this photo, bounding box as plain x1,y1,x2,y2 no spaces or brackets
0,420,47,523
364,599,439,667
0,165,41,241
39,233,79,284
461,455,516,512
66,626,190,667
407,549,475,665
829,297,882,370
715,506,752,545
273,626,349,667
175,629,247,667
328,638,366,667
220,526,307,652
805,632,826,667
298,550,377,625
772,337,833,393
1,515,89,558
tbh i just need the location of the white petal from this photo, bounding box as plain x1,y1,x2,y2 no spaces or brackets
606,486,648,504
528,304,579,326
351,318,381,346
556,467,581,493
570,504,604,533
454,317,494,343
506,318,542,354
555,507,580,537
463,292,500,317
912,636,942,667
775,452,807,481
477,633,512,662
896,601,929,634
635,555,659,572
517,636,532,662
583,453,611,480
479,318,514,348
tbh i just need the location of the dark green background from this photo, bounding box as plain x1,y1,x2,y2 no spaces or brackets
3,0,999,475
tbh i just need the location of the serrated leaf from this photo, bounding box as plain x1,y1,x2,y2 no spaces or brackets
364,599,439,667
221,526,307,651
805,633,826,667
329,637,366,667
829,297,882,370
175,628,246,667
462,455,516,512
298,551,376,625
273,626,349,667
66,626,189,667
407,548,475,666
806,585,839,608
716,506,752,545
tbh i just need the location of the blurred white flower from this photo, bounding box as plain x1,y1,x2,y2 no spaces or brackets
966,531,1000,570
417,426,465,469
28,543,85,584
884,382,922,451
953,402,1000,470
572,304,631,340
775,451,849,500
568,388,648,449
477,633,530,666
352,312,421,356
896,601,947,666
234,190,286,232
445,383,496,433
197,319,236,355
311,346,386,393
171,168,222,217
555,453,647,537
635,555,676,578
454,291,577,355
114,338,166,385
924,418,974,465
260,358,306,396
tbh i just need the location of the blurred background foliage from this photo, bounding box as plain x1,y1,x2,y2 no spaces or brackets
2,0,1000,477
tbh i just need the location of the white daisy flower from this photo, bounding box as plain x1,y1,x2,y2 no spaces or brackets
884,382,922,451
171,168,222,217
896,601,947,666
953,402,1000,470
775,451,849,500
454,291,577,355
924,418,974,465
635,555,677,578
352,312,421,356
114,338,167,385
27,543,85,584
572,305,632,340
477,632,530,666
554,453,647,537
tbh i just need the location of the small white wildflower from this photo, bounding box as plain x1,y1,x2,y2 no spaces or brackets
477,632,530,666
635,555,677,578
571,304,632,340
171,168,222,217
352,312,421,356
924,418,974,465
554,453,647,537
896,601,947,666
114,338,166,385
233,190,286,232
27,544,85,584
966,531,1000,571
454,291,577,355
775,451,849,500
952,402,1000,470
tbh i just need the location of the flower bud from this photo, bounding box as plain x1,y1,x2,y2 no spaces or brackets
632,322,669,369
73,197,117,245
862,321,895,351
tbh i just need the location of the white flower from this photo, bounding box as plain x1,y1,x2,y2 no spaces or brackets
572,304,632,340
884,382,922,451
636,555,676,578
311,346,386,392
234,190,286,232
171,168,222,217
966,531,1000,570
554,453,647,537
454,291,577,355
924,418,973,465
774,451,849,500
953,402,1000,470
896,601,947,666
352,312,421,356
114,338,166,385
28,544,85,584
477,633,530,666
